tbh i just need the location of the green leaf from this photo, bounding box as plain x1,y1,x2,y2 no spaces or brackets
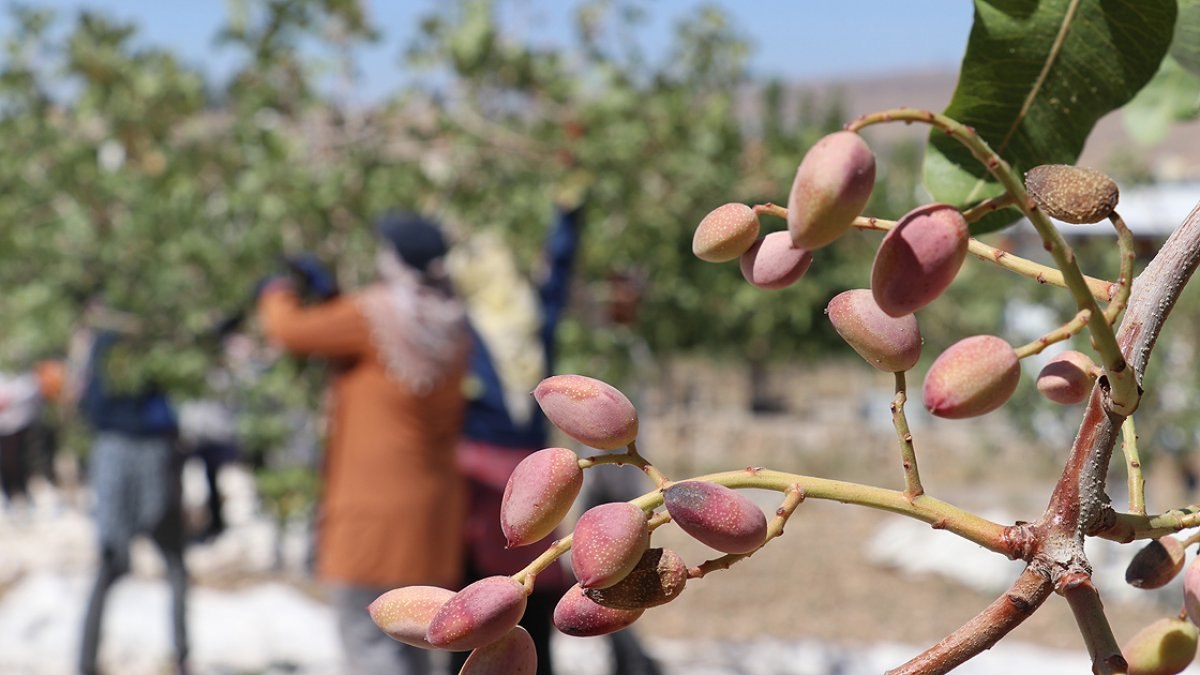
1172,0,1200,76
925,0,1176,235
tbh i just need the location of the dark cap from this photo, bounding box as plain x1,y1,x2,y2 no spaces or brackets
373,212,448,273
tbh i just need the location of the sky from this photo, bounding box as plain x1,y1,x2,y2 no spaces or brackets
0,1,975,100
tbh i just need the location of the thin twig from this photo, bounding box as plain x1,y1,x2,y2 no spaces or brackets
886,567,1053,675
962,192,1017,223
1013,308,1091,359
1103,211,1134,326
689,484,806,578
891,371,923,497
1121,417,1145,516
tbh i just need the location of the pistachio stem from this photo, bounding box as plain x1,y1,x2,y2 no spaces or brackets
1121,416,1146,516
851,215,1113,301
846,108,1138,415
1097,507,1200,543
891,371,923,497
627,441,670,488
752,202,788,220
1104,211,1134,326
962,193,1018,223
579,443,670,489
511,502,672,587
512,468,1015,582
754,201,1114,299
688,483,806,579
1182,529,1200,549
1013,308,1091,359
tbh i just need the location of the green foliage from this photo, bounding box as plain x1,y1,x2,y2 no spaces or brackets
1122,0,1200,146
925,0,1176,235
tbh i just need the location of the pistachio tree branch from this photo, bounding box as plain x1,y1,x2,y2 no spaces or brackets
886,567,1053,675
1061,573,1127,674
1097,507,1200,543
1087,201,1200,538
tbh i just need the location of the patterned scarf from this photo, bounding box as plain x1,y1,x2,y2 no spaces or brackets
356,249,468,396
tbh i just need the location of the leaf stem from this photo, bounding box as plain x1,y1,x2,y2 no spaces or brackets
846,108,1138,415
891,371,923,497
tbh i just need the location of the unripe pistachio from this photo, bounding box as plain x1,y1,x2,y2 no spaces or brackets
426,576,528,651
584,547,688,610
826,289,922,372
923,335,1020,419
1125,536,1186,590
571,502,651,589
1025,164,1120,225
739,232,813,290
501,447,583,548
1123,617,1198,675
692,203,761,263
368,585,455,649
1036,350,1098,405
871,203,969,317
459,626,537,674
663,481,767,554
533,375,638,450
553,583,644,637
787,131,876,250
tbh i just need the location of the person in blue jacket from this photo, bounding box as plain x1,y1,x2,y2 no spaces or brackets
449,195,660,675
74,310,189,675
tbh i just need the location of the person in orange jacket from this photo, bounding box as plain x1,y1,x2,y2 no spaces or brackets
256,213,470,675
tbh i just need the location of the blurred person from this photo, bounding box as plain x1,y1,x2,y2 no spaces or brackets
74,305,189,675
0,360,64,510
178,324,251,543
448,182,660,675
255,213,470,675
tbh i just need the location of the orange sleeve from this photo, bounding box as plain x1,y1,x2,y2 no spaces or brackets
257,286,371,358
